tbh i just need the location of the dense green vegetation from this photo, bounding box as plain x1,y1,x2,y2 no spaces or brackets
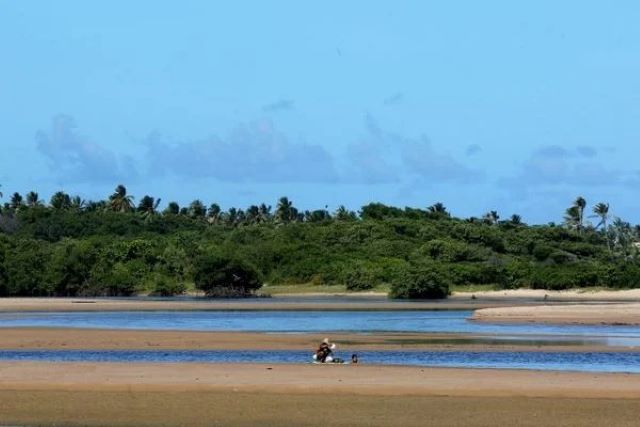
0,185,639,299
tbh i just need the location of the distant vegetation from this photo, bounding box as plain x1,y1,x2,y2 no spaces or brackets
0,185,639,299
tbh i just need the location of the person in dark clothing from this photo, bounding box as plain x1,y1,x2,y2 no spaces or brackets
315,338,335,363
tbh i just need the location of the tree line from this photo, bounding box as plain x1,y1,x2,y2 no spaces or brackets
0,185,639,299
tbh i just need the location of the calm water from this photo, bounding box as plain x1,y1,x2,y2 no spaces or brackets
1,310,639,339
3,310,640,372
1,349,639,373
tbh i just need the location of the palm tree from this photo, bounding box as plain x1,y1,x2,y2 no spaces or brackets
246,205,260,224
25,191,42,207
163,202,180,215
592,202,611,252
109,185,134,213
0,184,3,198
275,197,294,223
483,210,499,225
258,203,272,223
563,205,581,230
236,209,246,225
335,205,356,221
50,191,72,210
207,203,222,224
188,200,206,218
574,196,587,232
509,214,522,225
10,193,23,210
592,203,610,230
611,217,633,255
138,195,161,222
427,202,450,218
226,207,238,225
70,196,86,211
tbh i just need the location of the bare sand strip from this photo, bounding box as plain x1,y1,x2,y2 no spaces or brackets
0,328,637,352
1,363,640,426
3,289,640,313
0,297,498,312
1,361,640,398
473,303,640,325
457,288,640,301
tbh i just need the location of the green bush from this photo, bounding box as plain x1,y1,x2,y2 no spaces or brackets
5,239,53,296
499,260,532,289
194,253,262,297
47,239,98,296
389,266,450,299
533,244,554,261
548,250,578,264
600,262,640,288
88,261,139,296
152,277,186,296
343,267,376,291
528,263,600,290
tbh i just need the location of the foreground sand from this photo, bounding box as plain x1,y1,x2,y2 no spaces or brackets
1,362,639,426
473,303,640,325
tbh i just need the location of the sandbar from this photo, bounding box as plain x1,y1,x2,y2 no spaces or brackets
0,328,637,352
473,303,640,325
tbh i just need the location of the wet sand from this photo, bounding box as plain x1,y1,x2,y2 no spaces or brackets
0,328,637,352
473,303,640,325
1,362,639,426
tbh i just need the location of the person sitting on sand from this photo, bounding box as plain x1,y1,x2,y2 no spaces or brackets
315,338,335,363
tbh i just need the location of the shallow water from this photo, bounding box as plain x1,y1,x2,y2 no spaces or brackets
1,310,640,343
1,349,639,373
3,310,640,372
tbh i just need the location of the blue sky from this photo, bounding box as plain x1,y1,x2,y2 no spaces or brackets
1,1,639,223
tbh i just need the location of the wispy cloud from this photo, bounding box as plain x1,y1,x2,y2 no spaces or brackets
35,115,135,184
466,144,482,156
499,144,628,190
262,99,295,113
383,92,404,106
147,119,337,183
348,114,482,185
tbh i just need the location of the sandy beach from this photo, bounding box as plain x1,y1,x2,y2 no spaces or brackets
2,294,640,425
0,362,639,426
473,303,640,325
